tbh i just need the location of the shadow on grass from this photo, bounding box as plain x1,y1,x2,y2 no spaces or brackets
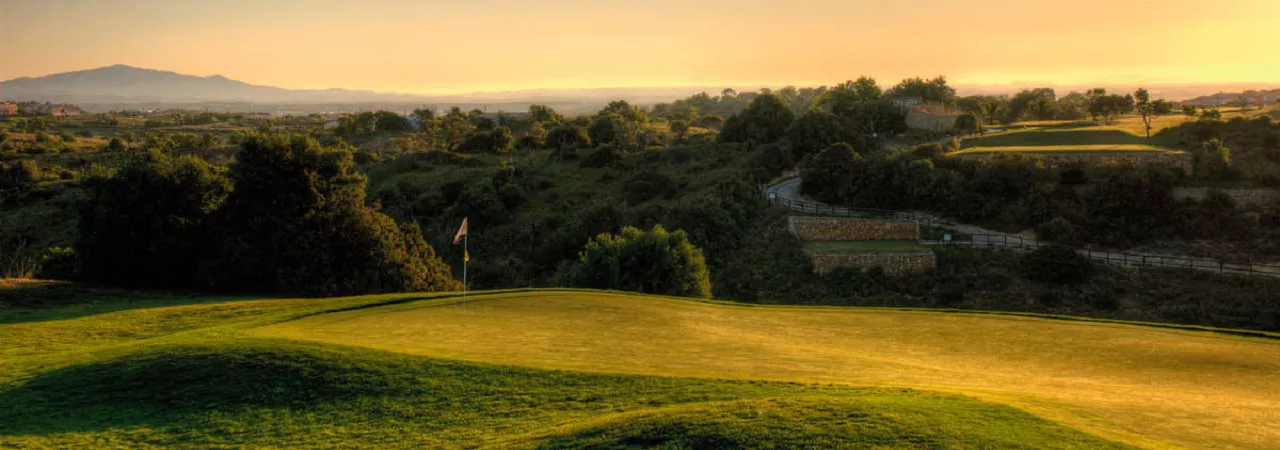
0,281,264,325
0,343,415,436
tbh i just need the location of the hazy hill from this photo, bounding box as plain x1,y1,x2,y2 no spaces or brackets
0,65,429,104
3,65,1274,114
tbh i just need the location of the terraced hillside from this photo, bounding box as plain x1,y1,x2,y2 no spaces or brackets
4,287,1278,449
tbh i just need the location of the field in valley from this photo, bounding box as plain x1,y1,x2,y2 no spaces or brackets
3,286,1276,449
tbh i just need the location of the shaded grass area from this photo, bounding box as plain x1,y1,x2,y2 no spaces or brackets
0,338,1127,449
803,240,924,253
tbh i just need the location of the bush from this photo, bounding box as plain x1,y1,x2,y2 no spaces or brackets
1023,244,1093,285
912,143,944,159
623,171,678,205
580,145,622,168
570,225,712,298
1035,217,1079,246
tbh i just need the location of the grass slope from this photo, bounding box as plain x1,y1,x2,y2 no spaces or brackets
0,291,1126,449
253,290,1280,450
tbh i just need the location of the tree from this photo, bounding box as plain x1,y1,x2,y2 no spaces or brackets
205,134,459,295
77,151,231,288
885,76,956,104
1134,88,1160,137
818,76,881,117
570,225,712,298
1182,104,1198,120
528,104,563,124
1192,139,1232,180
0,159,42,202
589,114,629,147
411,107,436,127
849,99,906,139
786,109,858,160
105,137,126,152
598,100,647,123
546,125,591,150
669,119,691,143
717,92,795,144
954,113,980,134
1006,88,1056,122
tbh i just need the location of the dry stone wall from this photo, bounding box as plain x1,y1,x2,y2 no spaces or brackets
810,252,937,275
788,216,918,241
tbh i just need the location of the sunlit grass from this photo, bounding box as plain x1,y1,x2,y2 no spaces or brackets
0,289,1131,449
254,290,1280,449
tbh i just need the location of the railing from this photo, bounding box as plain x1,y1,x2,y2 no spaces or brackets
924,234,1280,277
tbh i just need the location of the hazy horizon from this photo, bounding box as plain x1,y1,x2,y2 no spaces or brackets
4,0,1279,96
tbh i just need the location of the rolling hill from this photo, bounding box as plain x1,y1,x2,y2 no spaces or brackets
3,287,1277,448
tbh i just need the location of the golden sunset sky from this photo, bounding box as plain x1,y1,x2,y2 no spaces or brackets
2,0,1277,94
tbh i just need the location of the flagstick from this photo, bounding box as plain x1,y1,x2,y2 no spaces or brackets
462,233,468,326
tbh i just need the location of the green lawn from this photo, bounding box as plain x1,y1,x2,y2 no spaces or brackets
803,240,924,253
951,144,1183,157
958,119,1185,156
5,288,1280,448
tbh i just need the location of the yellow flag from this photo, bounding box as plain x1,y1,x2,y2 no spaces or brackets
464,249,470,262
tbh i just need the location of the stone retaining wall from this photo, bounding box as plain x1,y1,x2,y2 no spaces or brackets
811,252,937,275
788,216,918,241
1173,187,1279,208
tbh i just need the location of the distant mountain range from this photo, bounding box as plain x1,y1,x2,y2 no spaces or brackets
0,65,730,114
1,65,1275,114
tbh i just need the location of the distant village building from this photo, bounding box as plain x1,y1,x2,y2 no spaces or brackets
49,105,81,116
0,102,17,116
905,102,959,132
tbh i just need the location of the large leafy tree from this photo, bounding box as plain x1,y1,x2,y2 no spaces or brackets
786,109,858,160
77,151,230,288
206,134,459,295
571,225,712,298
718,92,796,144
818,76,882,117
886,76,956,104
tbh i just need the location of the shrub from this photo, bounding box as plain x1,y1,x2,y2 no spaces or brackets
1035,217,1079,246
623,171,678,205
570,225,712,298
580,145,622,168
1023,244,1093,285
912,143,944,159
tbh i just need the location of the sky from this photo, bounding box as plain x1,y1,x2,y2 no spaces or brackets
2,0,1278,94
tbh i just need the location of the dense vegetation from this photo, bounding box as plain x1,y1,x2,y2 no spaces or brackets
1,80,1278,328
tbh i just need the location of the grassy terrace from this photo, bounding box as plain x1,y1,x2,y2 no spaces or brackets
4,287,1279,448
803,240,925,253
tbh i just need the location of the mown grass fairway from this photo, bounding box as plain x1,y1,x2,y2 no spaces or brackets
957,119,1188,157
254,291,1280,450
0,289,1131,449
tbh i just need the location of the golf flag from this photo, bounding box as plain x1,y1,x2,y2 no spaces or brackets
453,218,468,244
